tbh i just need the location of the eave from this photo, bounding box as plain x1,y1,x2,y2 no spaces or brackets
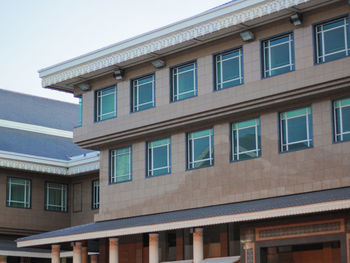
39,0,339,92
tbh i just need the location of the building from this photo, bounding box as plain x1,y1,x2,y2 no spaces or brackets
0,89,100,262
14,0,350,262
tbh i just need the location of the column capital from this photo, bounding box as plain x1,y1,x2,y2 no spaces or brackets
74,242,82,246
109,237,119,242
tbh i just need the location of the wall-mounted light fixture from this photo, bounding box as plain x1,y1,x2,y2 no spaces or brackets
113,69,124,80
77,83,91,91
290,13,303,26
240,31,254,42
151,59,165,69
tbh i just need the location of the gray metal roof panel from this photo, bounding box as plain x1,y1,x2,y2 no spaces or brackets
17,187,350,242
0,89,78,130
0,127,92,160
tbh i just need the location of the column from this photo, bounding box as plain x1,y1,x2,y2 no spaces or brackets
109,238,119,263
51,244,60,263
149,233,159,263
82,245,88,263
193,228,203,263
0,256,6,263
176,230,184,260
73,242,82,263
99,238,109,263
90,255,98,263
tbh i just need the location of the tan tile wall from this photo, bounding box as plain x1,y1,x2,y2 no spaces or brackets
0,169,99,233
0,169,71,233
74,3,350,145
96,96,350,221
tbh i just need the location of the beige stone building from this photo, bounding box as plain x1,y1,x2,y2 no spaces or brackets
13,0,350,262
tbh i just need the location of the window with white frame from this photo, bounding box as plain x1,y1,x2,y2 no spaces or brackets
96,86,117,121
6,177,31,208
147,138,171,177
280,107,313,152
263,33,294,78
110,146,132,183
215,48,243,90
171,62,197,102
232,118,261,161
187,129,214,169
132,74,155,112
45,182,68,212
333,97,350,142
315,17,350,63
92,180,100,209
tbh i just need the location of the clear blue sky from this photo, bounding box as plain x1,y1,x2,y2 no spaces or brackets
0,0,229,103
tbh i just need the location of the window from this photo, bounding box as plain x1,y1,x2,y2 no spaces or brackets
215,48,243,90
333,97,350,142
45,182,68,212
132,74,155,112
6,178,31,208
315,17,350,63
147,138,171,177
232,118,261,161
95,86,117,121
110,146,132,183
187,128,214,169
78,96,82,126
171,62,197,102
279,107,313,152
262,33,294,78
92,180,100,209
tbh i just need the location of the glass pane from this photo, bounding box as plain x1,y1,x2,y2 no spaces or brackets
270,43,290,69
153,167,169,176
342,107,350,132
178,70,194,93
236,119,258,129
285,108,307,119
116,147,130,155
270,35,289,46
323,19,344,30
116,175,130,183
239,127,257,152
178,64,194,73
101,94,115,115
78,97,82,126
222,57,239,82
11,184,25,202
149,138,169,147
335,108,342,136
341,98,350,107
288,116,307,143
153,146,168,169
190,129,211,139
194,159,211,168
324,27,346,54
317,33,323,60
193,137,210,161
116,153,130,177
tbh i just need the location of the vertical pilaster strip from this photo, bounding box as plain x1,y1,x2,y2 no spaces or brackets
220,224,229,257
51,244,60,263
99,238,109,263
73,242,82,263
176,229,184,260
109,238,119,263
82,246,88,263
90,254,98,263
193,228,204,263
149,233,159,263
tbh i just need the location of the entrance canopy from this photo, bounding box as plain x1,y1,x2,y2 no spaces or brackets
17,187,350,247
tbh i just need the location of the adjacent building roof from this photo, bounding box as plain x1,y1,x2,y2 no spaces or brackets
17,187,350,247
0,89,99,175
0,89,78,130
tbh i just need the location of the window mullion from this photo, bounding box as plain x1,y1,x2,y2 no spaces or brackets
191,138,195,169
340,104,344,141
321,25,326,63
344,20,349,56
236,128,240,160
289,35,293,70
209,134,212,165
306,110,310,147
220,56,224,89
255,122,259,156
8,179,12,205
167,143,170,172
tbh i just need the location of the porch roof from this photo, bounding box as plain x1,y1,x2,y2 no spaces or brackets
17,187,350,247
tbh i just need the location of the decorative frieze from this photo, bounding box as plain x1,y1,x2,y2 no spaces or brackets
41,0,310,88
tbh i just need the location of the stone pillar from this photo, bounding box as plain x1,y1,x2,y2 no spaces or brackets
0,256,6,263
90,255,98,263
193,228,203,263
99,238,109,263
73,242,82,263
51,244,60,263
109,238,119,263
149,233,159,263
82,246,88,263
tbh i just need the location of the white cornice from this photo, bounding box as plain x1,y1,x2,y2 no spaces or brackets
0,150,99,176
0,119,73,138
40,0,310,89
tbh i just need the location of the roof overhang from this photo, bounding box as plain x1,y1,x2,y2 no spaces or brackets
0,150,99,176
39,0,340,92
17,187,350,247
